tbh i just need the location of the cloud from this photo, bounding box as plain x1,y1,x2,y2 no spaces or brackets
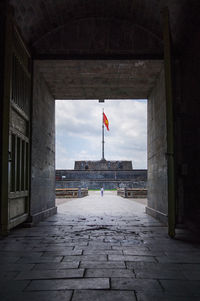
55,99,147,169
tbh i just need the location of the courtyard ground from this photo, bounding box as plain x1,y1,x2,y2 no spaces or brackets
0,191,200,300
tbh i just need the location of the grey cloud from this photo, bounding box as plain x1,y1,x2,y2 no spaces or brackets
56,99,147,169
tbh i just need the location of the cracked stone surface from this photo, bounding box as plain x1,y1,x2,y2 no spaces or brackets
0,191,200,300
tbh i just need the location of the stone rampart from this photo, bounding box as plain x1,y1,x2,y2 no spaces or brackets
56,169,147,190
74,160,133,170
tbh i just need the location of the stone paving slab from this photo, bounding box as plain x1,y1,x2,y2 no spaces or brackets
136,293,200,301
111,246,149,251
62,255,107,261
83,249,123,255
182,270,200,280
1,192,200,300
16,256,63,264
108,255,156,262
26,278,110,290
134,268,186,279
72,290,136,301
0,271,18,280
0,256,21,263
165,250,200,256
0,280,30,292
0,291,72,301
0,251,43,257
80,261,126,268
123,249,164,256
32,262,80,270
85,268,135,278
120,242,144,247
111,278,162,292
147,243,200,252
87,243,120,248
180,263,200,271
1,263,35,271
41,250,82,256
32,246,74,251
156,254,200,263
126,261,182,270
16,269,84,280
34,242,89,247
0,246,34,251
160,279,200,296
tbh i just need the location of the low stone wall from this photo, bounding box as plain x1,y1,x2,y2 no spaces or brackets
117,188,147,198
56,188,88,198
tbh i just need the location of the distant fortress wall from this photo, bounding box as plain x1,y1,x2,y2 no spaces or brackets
56,160,147,190
74,160,133,171
56,169,147,190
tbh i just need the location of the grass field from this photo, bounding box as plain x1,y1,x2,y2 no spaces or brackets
88,189,117,191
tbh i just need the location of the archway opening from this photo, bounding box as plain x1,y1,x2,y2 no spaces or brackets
31,59,167,225
55,98,147,214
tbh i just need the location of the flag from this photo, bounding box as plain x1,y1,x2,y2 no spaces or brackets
103,112,109,131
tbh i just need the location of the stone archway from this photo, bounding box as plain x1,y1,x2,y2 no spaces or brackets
1,0,200,235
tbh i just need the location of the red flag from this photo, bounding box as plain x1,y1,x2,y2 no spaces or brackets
103,112,109,131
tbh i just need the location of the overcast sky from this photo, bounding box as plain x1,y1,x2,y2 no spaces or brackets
55,99,147,170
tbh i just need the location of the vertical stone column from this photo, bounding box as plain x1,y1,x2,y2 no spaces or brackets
146,68,168,225
29,62,57,224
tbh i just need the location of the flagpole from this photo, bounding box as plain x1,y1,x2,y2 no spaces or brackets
102,108,105,160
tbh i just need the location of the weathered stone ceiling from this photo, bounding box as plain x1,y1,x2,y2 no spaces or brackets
9,0,200,57
36,60,163,99
8,0,199,99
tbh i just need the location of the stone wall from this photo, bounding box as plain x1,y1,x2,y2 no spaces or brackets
146,68,168,224
30,62,57,224
176,29,200,227
56,169,147,190
74,160,133,170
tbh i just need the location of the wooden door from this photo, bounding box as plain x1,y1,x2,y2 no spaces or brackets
1,12,31,233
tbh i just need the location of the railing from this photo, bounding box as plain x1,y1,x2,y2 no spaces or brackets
56,188,88,198
117,188,147,198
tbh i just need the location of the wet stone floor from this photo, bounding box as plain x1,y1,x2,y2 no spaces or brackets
1,191,200,300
